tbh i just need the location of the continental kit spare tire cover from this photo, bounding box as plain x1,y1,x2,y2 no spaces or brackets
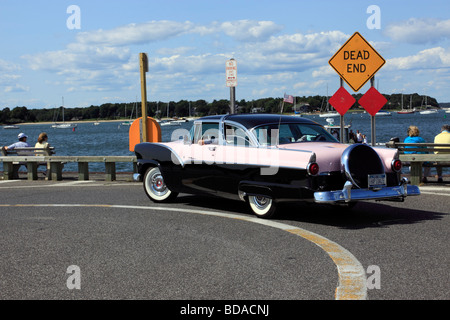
341,144,385,189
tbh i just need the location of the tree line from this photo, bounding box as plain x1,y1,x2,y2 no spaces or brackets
0,93,439,124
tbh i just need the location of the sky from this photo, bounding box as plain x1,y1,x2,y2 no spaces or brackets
1,0,450,109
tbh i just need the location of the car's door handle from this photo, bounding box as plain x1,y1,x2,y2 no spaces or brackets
208,146,216,151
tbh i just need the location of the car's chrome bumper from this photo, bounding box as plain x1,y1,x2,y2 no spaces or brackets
133,173,141,182
314,178,420,203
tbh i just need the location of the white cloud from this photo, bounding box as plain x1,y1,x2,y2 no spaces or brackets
386,47,450,70
17,20,372,102
246,31,348,54
238,31,349,74
0,59,20,72
76,20,195,46
4,84,29,93
312,65,335,78
385,18,450,44
219,20,283,41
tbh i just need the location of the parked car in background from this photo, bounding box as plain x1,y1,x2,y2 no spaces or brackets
134,114,420,218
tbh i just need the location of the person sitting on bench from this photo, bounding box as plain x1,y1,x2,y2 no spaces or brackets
2,133,31,153
434,124,450,183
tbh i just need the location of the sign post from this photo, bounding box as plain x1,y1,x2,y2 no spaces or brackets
140,53,149,142
339,78,345,143
226,58,237,114
371,77,376,146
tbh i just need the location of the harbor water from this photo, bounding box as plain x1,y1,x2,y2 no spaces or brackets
1,110,448,174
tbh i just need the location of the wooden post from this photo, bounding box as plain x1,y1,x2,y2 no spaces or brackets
230,86,235,114
105,162,116,181
410,162,422,186
27,162,38,181
3,162,14,180
50,162,63,181
78,162,89,180
140,53,149,142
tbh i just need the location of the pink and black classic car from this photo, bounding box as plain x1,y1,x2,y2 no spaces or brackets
133,114,420,218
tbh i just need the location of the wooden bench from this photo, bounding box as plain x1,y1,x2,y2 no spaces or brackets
0,150,137,181
1,147,56,180
42,156,137,181
385,142,450,185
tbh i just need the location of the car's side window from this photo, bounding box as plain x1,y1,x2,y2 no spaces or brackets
193,122,220,145
224,125,252,147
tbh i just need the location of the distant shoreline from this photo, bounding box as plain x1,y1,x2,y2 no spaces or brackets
18,119,125,126
14,118,186,126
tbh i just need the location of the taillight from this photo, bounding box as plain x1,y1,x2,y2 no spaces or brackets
307,162,319,176
392,159,402,172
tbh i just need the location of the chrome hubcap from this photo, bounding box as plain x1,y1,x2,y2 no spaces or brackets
150,173,167,195
253,196,270,209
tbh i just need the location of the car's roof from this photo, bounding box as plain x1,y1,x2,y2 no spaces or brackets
197,114,319,129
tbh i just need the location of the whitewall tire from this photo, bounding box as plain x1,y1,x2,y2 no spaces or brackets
143,167,178,202
248,195,276,218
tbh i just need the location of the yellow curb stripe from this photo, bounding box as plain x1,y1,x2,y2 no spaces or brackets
286,228,367,300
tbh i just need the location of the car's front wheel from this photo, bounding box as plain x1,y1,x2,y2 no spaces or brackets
143,166,178,202
248,195,276,218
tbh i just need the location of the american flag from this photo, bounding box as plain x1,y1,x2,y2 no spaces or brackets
283,93,294,104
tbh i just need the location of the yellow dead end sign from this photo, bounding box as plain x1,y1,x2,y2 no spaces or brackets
329,32,385,92
129,117,161,152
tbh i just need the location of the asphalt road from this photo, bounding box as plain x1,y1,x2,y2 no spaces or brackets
0,178,448,301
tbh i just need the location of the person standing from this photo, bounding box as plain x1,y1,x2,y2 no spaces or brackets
356,130,363,143
434,124,450,183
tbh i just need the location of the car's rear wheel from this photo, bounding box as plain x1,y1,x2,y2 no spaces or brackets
143,166,178,202
248,195,276,218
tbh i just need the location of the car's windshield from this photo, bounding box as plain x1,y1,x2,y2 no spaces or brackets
252,123,338,146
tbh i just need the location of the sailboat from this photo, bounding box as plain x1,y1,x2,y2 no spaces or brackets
52,97,78,129
319,85,339,117
3,125,20,129
185,102,196,121
419,96,438,114
397,94,415,114
121,102,136,126
160,102,181,126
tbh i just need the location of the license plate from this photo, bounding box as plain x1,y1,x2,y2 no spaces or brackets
368,173,386,188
